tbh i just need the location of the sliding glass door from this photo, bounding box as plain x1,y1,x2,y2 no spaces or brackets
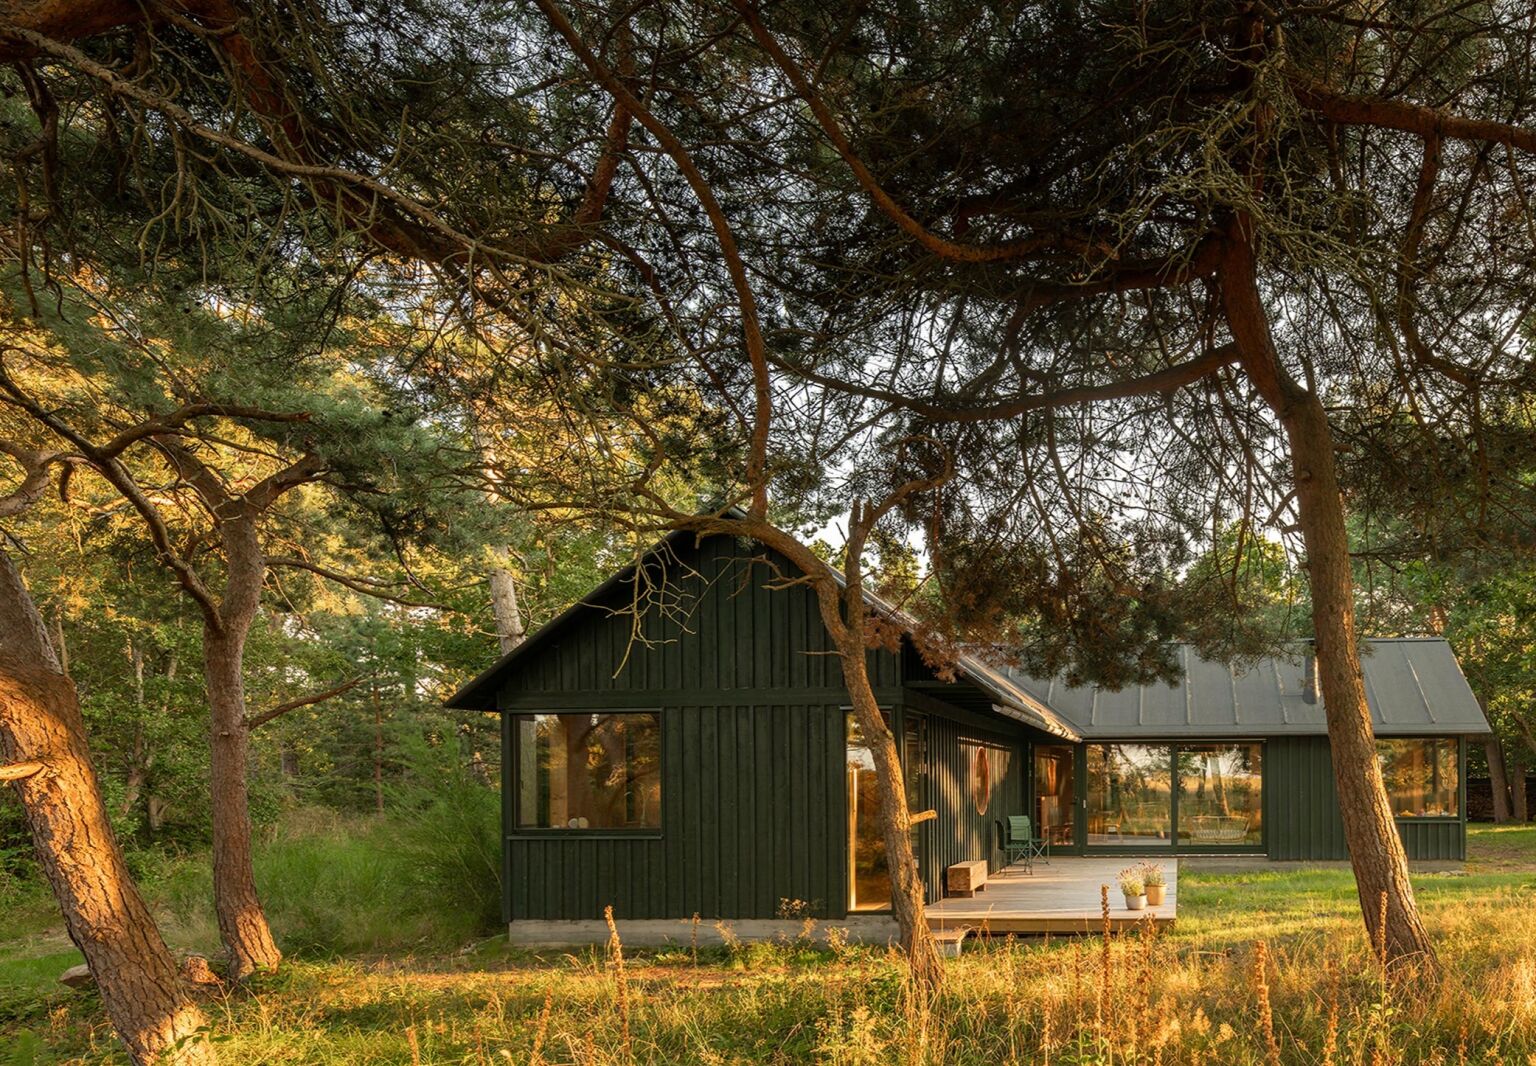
1034,744,1077,847
1177,745,1263,846
846,713,890,912
1086,744,1174,846
1083,742,1263,850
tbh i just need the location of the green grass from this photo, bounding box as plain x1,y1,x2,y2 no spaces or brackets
0,950,83,992
4,820,1533,1063
1465,822,1536,869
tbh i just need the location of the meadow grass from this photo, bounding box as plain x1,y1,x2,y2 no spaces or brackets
3,824,1533,1064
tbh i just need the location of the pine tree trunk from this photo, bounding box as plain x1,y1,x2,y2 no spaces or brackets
1485,736,1513,824
1512,749,1530,823
204,624,282,980
470,424,528,656
1285,395,1436,966
372,684,385,814
0,551,215,1066
745,514,942,984
838,636,943,987
1223,240,1437,970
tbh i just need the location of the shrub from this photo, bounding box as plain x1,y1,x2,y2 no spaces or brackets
392,771,504,939
147,789,502,958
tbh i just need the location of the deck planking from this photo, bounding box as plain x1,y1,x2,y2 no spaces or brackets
926,856,1178,935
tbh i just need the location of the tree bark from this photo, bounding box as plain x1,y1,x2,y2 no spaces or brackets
202,509,282,980
1485,735,1513,824
203,623,281,980
469,425,528,656
837,627,943,987
0,550,215,1066
371,684,385,815
1512,749,1530,823
1222,239,1437,970
719,512,944,985
805,504,942,987
488,548,526,655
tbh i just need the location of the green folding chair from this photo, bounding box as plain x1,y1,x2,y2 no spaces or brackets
1008,815,1050,869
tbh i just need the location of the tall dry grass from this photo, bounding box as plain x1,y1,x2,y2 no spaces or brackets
73,876,1516,1066
14,838,1535,1063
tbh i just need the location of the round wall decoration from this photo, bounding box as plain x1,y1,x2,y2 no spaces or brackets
972,746,991,814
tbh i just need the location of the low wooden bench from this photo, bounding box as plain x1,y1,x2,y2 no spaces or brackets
946,859,988,898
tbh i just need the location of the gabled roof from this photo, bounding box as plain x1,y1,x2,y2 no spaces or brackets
992,638,1491,738
444,532,676,712
444,523,1080,738
446,526,1487,741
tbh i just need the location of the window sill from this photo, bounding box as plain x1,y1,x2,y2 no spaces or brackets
508,830,664,840
1392,816,1460,823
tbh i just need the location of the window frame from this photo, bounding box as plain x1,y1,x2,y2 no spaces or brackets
1173,742,1265,849
1080,740,1267,853
1377,735,1462,822
507,709,665,839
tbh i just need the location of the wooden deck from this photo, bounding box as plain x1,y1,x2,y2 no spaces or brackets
926,856,1177,937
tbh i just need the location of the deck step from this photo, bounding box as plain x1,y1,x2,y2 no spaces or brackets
930,925,972,957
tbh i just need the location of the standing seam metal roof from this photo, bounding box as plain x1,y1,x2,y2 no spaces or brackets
991,638,1491,738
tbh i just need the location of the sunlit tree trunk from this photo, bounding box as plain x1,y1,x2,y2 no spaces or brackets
1224,241,1437,969
726,511,943,985
835,626,942,986
0,550,215,1066
372,684,386,814
203,513,281,979
488,548,526,654
470,425,527,656
1512,749,1530,823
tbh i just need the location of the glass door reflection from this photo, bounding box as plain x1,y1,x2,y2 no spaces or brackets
1034,744,1077,848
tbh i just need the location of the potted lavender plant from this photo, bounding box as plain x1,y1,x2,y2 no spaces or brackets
1117,867,1147,911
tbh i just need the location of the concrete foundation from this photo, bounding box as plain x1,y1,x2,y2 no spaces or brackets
507,915,902,949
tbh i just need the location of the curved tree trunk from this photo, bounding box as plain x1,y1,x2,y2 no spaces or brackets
1223,242,1437,969
0,551,215,1066
738,512,944,986
837,631,944,987
204,623,282,980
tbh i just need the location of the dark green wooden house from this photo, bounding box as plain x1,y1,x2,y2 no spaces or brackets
447,529,1489,941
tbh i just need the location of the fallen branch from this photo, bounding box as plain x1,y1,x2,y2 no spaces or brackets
245,676,365,730
0,761,44,782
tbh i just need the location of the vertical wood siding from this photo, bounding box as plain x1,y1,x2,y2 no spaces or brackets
507,535,902,696
919,716,1027,901
1264,736,1349,860
506,702,845,920
1265,735,1466,861
501,536,897,922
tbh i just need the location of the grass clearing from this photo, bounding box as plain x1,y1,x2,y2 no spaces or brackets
3,824,1532,1063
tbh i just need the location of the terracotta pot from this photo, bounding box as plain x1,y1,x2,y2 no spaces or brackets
1146,884,1166,906
1123,893,1147,911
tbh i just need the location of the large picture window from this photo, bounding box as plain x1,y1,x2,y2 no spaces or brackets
1378,738,1459,818
1086,744,1174,846
515,713,661,830
1177,745,1263,846
1085,742,1265,849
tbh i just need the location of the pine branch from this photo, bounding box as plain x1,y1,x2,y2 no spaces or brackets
246,676,366,730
